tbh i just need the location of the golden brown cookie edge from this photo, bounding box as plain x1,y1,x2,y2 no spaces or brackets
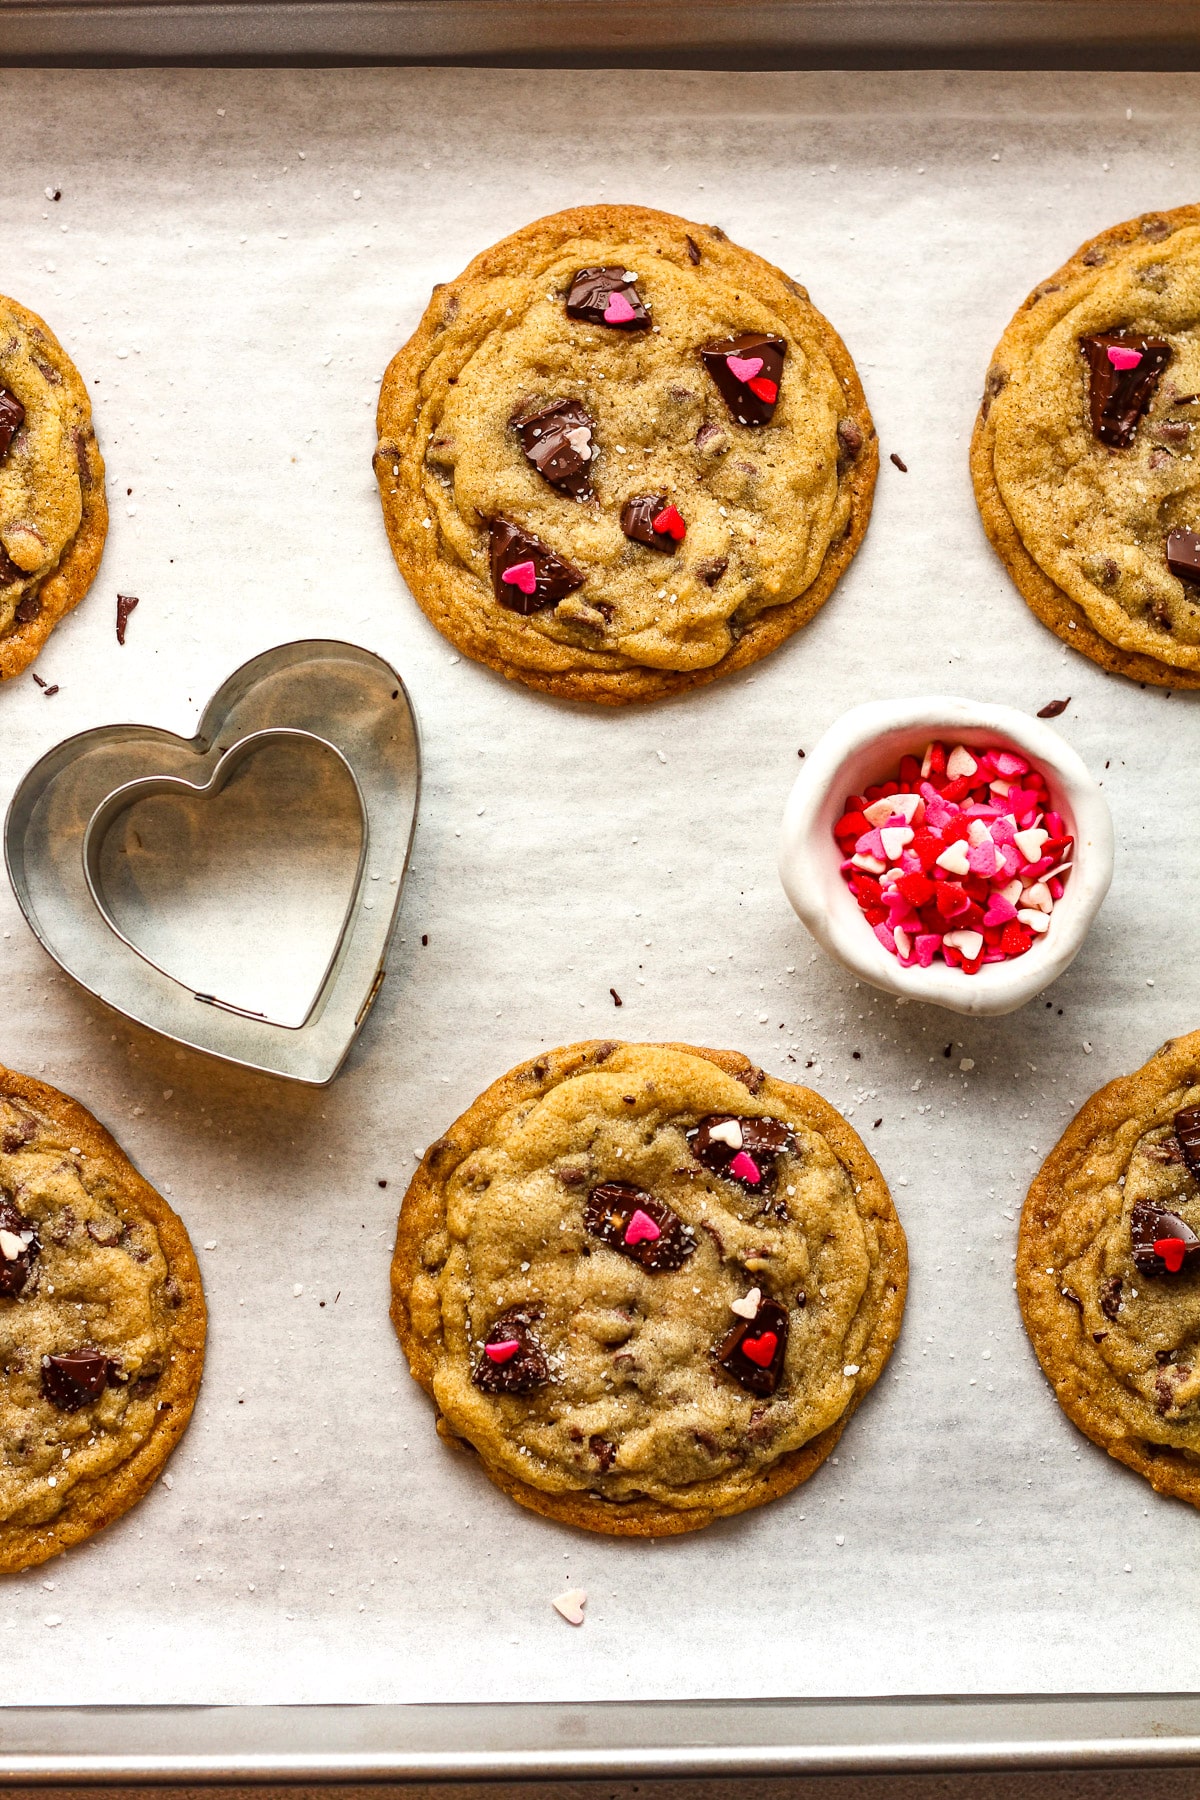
970,204,1200,689
1017,1029,1200,1509
0,295,108,683
0,1063,206,1572
376,204,877,707
391,1038,907,1536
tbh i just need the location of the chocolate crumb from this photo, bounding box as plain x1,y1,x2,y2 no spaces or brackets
421,934,428,946
1037,698,1071,717
889,452,908,472
685,235,701,264
116,593,139,644
609,988,622,1007
42,685,58,698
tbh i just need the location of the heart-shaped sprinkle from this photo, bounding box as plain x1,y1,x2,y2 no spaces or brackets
604,291,637,325
1156,1236,1188,1273
624,1207,661,1246
726,354,764,383
746,376,778,404
728,1150,762,1185
740,1330,777,1367
707,1119,743,1150
501,559,537,596
730,1286,761,1320
553,1588,587,1626
472,1307,551,1393
651,504,687,541
1107,344,1144,370
484,1338,521,1363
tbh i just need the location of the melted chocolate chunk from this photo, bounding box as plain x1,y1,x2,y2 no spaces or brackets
695,556,728,587
0,1196,38,1298
1130,1198,1200,1277
589,1433,616,1470
584,1182,697,1272
0,388,25,462
715,1297,789,1396
1080,334,1172,448
2,1111,36,1156
512,399,595,498
685,235,702,265
41,1346,114,1410
488,516,584,614
1167,529,1200,587
12,589,40,621
471,1306,551,1395
565,267,649,331
688,1115,796,1200
1176,1107,1200,1174
698,332,786,427
1099,1274,1123,1319
620,493,678,553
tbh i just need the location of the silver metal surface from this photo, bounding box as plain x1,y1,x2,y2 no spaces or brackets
4,639,420,1085
4,0,1200,69
4,1695,1200,1782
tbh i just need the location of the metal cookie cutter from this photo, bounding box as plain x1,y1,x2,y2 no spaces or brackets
4,640,420,1085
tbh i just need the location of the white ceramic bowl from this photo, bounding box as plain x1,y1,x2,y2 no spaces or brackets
777,696,1114,1017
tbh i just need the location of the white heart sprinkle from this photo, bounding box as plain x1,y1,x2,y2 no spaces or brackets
946,745,978,779
553,1588,587,1625
730,1288,761,1320
708,1119,743,1150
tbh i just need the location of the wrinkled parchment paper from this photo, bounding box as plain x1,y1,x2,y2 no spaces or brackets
1,65,1199,1705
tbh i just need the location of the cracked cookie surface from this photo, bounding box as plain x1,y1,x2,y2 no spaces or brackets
375,204,876,705
391,1040,906,1534
972,205,1200,686
0,1064,205,1571
1019,1028,1200,1506
0,295,107,680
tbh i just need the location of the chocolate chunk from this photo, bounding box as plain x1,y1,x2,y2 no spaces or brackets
688,1115,796,1200
1167,528,1200,587
86,1217,123,1247
715,1297,789,1396
0,388,25,461
0,1197,38,1298
685,235,701,264
12,590,40,621
512,399,595,498
589,1434,616,1470
1130,1198,1200,1276
471,1306,551,1395
1080,334,1172,448
698,332,786,427
836,417,863,465
116,593,139,644
1176,1107,1200,1174
696,557,728,587
565,267,649,331
694,420,726,453
620,493,678,554
1099,1275,1123,1319
41,1346,114,1410
488,516,584,614
1037,698,1071,718
585,1181,697,1272
2,1111,36,1156
0,546,25,588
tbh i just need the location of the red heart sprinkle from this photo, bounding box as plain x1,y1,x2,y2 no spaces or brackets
747,376,778,404
741,1331,777,1368
484,1338,521,1362
1155,1236,1188,1273
651,503,687,541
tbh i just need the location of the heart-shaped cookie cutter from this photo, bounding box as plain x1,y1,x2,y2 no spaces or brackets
4,640,420,1085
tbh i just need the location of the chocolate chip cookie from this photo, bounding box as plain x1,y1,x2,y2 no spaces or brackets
972,205,1200,686
375,204,876,704
0,295,107,681
0,1064,205,1571
391,1041,906,1534
1018,1029,1200,1506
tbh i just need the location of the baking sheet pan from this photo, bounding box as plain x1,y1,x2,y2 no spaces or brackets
1,61,1200,1769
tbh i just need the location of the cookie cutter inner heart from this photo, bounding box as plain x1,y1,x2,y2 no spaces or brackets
82,729,367,1032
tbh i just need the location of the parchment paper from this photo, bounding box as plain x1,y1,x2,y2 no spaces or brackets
0,64,1198,1706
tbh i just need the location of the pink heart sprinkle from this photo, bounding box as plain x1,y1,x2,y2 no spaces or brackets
729,1150,762,1185
485,1339,520,1363
501,560,537,596
983,894,1018,927
624,1208,661,1246
1107,344,1143,371
603,291,637,324
726,354,764,383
